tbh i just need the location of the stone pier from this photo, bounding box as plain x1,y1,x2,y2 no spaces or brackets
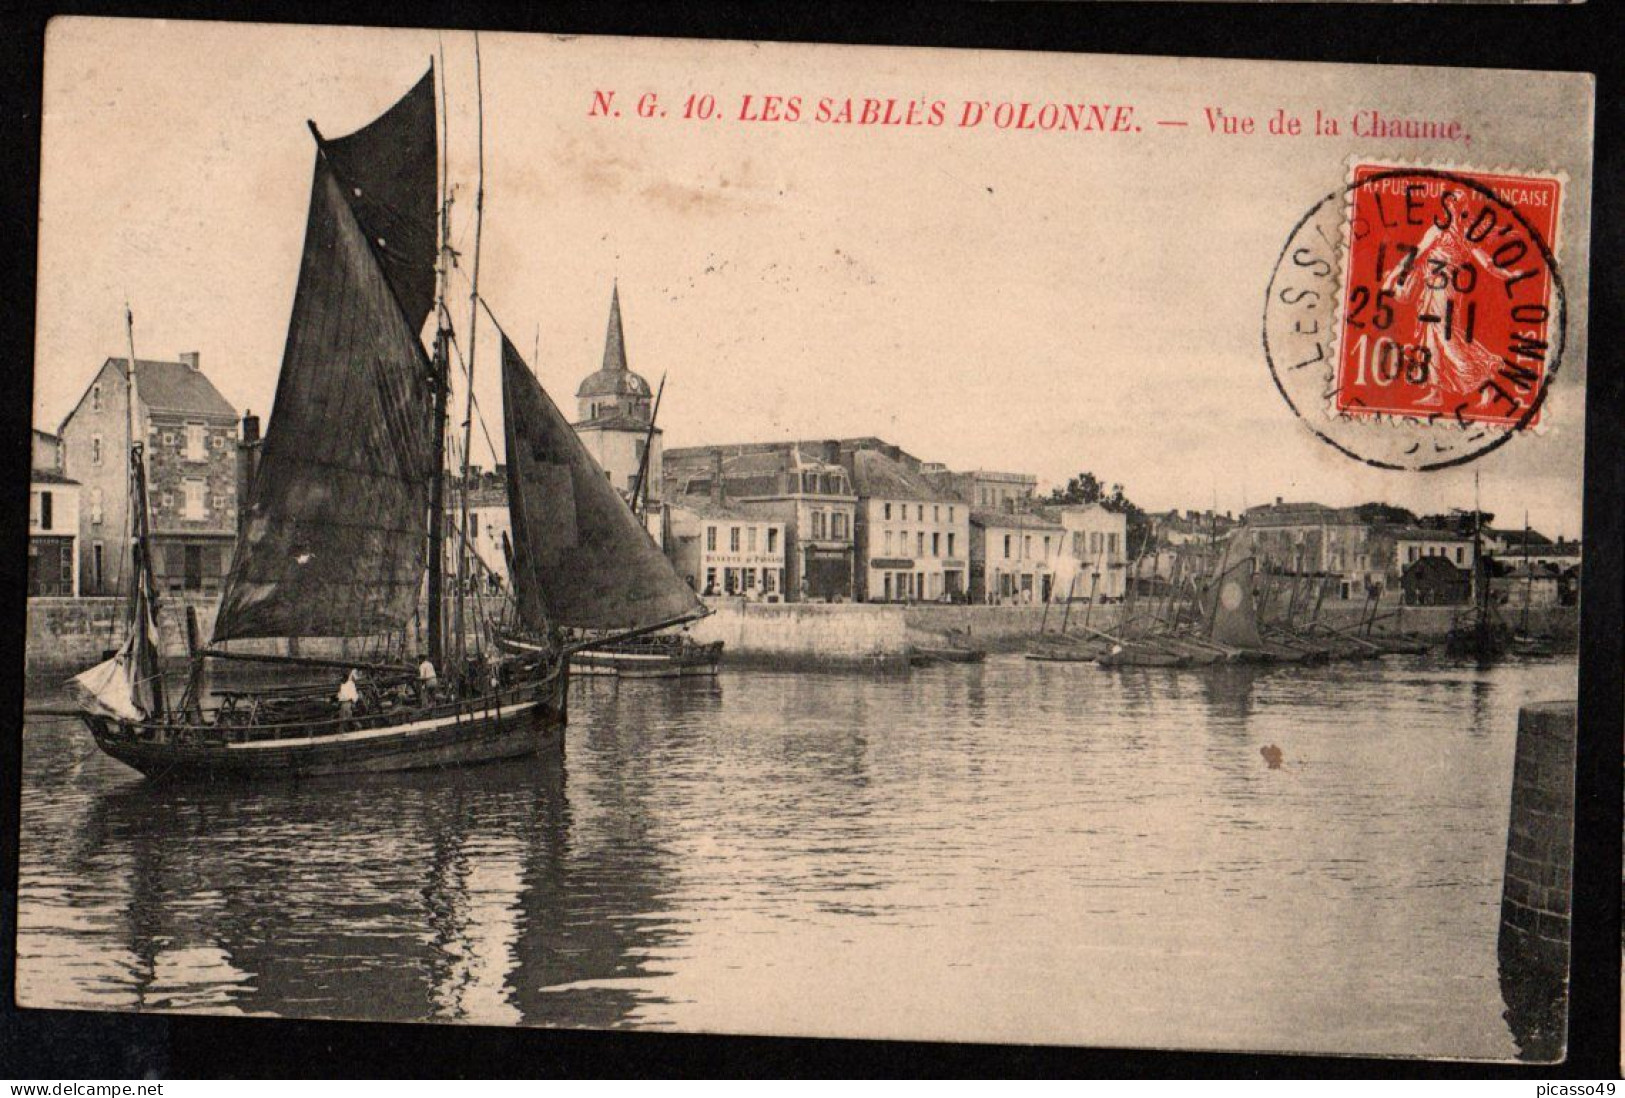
1497,699,1576,1061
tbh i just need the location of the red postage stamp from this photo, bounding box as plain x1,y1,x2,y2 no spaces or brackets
1332,165,1563,428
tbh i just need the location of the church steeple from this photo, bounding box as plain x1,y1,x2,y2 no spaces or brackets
602,280,628,375
576,281,653,424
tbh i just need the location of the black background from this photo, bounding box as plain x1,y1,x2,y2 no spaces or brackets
2,0,1621,1080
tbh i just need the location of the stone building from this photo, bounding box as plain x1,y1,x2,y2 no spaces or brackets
664,442,858,601
58,353,240,597
28,467,79,597
848,448,968,602
1241,499,1384,598
969,509,1065,603
930,468,1037,515
668,500,787,599
574,284,661,513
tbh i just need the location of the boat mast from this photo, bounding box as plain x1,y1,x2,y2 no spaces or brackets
629,371,667,517
455,31,486,667
1521,509,1533,635
123,305,166,718
426,46,452,670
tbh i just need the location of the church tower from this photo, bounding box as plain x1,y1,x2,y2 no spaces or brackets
573,283,662,509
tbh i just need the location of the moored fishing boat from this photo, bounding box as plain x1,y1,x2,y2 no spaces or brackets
70,57,706,780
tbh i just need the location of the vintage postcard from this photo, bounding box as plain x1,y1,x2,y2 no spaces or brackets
18,17,1591,1062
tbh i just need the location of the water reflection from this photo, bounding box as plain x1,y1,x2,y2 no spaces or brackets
18,654,1577,1058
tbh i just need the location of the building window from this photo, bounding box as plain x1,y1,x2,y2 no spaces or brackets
767,528,779,553
1004,534,1012,559
948,506,954,522
730,526,741,552
90,487,104,525
1455,546,1465,564
183,479,207,519
932,532,940,557
812,511,827,539
1108,533,1120,555
764,570,777,593
883,503,892,520
91,383,102,412
884,530,893,554
1024,535,1033,557
1043,535,1051,557
916,532,925,557
947,533,955,557
748,526,758,552
91,434,103,466
185,424,207,462
704,566,717,594
832,513,848,539
933,506,940,522
916,504,924,521
1408,546,1418,563
93,542,104,592
707,525,717,551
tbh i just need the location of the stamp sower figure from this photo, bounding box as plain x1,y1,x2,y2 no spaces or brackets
336,669,359,726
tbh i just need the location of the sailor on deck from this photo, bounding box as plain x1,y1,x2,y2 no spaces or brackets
417,655,439,704
336,670,359,724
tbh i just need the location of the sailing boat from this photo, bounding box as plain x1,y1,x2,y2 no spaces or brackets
70,62,705,780
1444,476,1511,661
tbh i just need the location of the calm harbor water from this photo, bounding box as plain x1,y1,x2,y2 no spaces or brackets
17,654,1575,1059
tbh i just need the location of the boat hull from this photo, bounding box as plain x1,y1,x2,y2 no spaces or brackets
85,667,569,781
571,642,722,679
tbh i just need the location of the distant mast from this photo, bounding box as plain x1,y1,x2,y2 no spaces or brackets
454,31,487,667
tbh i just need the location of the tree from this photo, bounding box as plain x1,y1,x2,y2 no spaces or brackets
1354,502,1419,527
1049,471,1105,506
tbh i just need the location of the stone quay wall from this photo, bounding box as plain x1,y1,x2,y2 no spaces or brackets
25,594,1580,675
690,598,908,670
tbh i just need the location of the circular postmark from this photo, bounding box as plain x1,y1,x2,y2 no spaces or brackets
1263,166,1566,471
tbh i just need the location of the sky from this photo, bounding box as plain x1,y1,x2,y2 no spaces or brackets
34,18,1594,538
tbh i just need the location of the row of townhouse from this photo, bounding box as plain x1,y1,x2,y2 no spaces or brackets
1237,498,1581,605
661,439,1129,604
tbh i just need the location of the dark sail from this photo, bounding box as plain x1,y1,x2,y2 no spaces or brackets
212,120,437,642
501,335,705,631
1208,559,1264,649
318,69,439,333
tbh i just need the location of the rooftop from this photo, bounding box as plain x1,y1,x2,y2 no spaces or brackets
577,284,653,401
31,468,78,486
83,357,237,421
849,448,947,503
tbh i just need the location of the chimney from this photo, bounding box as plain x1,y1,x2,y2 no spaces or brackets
240,409,260,446
180,351,200,372
822,439,841,464
1275,496,1284,507
882,443,902,463
710,450,723,506
238,409,261,538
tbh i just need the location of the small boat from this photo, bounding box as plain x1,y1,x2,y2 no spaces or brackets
71,59,706,781
1096,643,1190,669
909,645,988,666
572,633,724,678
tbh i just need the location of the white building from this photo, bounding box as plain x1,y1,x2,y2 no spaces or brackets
969,510,1066,603
29,469,80,597
668,502,787,600
849,448,969,602
1051,504,1129,601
